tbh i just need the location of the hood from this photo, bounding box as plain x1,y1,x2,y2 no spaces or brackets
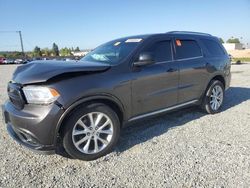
13,60,111,84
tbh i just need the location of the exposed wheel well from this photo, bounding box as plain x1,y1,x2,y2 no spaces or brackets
200,75,226,104
211,75,225,88
58,98,124,136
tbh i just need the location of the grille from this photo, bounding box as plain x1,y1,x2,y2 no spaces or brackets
7,82,25,109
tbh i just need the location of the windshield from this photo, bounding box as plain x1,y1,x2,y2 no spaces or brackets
81,38,142,65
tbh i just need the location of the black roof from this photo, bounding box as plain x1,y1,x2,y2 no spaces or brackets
166,31,212,36
112,31,217,42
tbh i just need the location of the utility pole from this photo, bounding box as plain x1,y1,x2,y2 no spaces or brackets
17,31,25,58
0,30,25,57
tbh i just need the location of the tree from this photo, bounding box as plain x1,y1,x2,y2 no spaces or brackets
75,46,80,52
219,38,224,43
41,48,51,56
52,43,59,56
1,53,7,58
60,47,72,56
227,38,240,43
33,46,42,57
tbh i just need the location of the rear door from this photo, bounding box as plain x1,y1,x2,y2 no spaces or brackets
131,37,179,116
173,38,207,103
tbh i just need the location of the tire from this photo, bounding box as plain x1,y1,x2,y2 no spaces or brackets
201,80,225,114
62,103,120,161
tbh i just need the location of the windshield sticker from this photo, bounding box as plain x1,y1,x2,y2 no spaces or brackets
114,42,121,46
125,38,142,43
91,54,109,61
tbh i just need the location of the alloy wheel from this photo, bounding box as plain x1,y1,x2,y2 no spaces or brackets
72,112,113,154
210,85,223,111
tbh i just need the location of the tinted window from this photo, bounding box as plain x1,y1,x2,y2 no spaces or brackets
143,41,172,62
201,39,225,56
175,40,202,59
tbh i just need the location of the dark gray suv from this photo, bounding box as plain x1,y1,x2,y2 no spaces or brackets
2,31,231,160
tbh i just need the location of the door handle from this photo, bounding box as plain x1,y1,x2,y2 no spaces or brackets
166,68,177,72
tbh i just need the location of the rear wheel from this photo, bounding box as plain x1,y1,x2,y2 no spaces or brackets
62,103,120,161
201,80,225,114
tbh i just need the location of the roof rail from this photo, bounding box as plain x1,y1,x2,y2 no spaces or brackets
166,31,212,36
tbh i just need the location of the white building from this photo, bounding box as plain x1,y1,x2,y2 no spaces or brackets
223,43,243,51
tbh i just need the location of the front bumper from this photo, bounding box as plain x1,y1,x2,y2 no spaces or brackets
2,101,64,154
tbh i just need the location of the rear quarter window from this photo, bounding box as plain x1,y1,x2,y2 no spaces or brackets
201,39,225,56
175,40,202,59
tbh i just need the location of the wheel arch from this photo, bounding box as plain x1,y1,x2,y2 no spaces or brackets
210,75,225,88
200,74,226,114
54,94,125,144
205,74,226,92
199,74,226,103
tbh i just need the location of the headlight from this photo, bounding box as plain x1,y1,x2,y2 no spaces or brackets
23,86,60,104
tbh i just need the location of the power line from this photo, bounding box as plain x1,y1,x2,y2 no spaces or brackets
0,45,19,47
0,30,25,57
0,31,19,33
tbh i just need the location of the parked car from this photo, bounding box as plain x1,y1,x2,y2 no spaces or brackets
0,57,6,64
2,31,231,160
22,59,32,64
64,58,74,62
3,59,14,64
42,57,50,61
228,54,233,62
31,57,41,61
14,59,24,64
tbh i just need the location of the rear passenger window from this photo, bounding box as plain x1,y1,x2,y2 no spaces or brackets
201,39,225,56
175,40,202,59
143,41,172,62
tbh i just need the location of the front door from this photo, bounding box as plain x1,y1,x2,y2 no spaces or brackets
131,38,179,117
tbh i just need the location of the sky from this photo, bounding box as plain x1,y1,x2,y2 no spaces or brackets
0,0,250,51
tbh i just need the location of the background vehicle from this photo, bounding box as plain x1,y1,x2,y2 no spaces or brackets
228,54,233,62
63,58,73,61
0,57,6,64
14,59,24,64
3,59,14,64
2,31,231,160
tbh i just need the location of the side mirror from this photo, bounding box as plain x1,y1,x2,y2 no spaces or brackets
134,52,155,67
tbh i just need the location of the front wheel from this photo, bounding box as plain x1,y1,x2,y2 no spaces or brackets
201,80,225,114
62,103,120,161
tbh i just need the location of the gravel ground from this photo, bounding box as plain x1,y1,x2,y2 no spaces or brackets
0,64,250,187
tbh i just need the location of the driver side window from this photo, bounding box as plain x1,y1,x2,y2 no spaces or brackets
142,40,172,63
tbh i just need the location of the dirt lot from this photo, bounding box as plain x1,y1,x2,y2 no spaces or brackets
0,64,250,187
228,49,250,58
